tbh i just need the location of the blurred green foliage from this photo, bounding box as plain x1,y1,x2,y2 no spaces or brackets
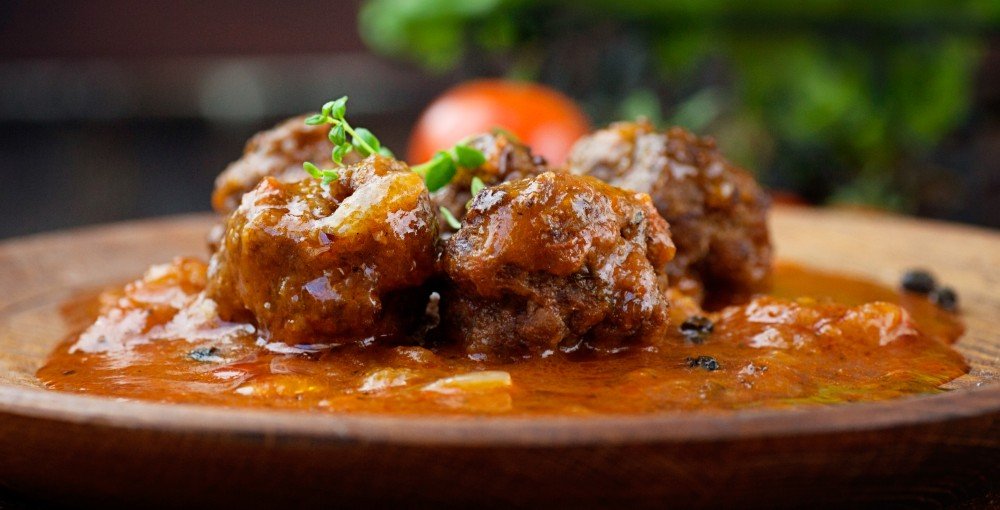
360,0,998,209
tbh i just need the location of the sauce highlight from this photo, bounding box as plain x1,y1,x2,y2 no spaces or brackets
37,262,967,415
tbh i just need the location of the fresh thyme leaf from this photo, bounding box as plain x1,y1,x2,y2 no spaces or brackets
328,97,348,119
303,161,323,179
440,206,461,229
418,152,457,192
470,176,486,197
453,144,487,168
413,141,486,193
351,127,381,156
332,145,349,165
321,171,339,185
329,123,346,146
304,162,338,185
464,176,487,210
305,114,326,125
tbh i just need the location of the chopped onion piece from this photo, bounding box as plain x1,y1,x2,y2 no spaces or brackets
359,368,416,392
422,371,512,394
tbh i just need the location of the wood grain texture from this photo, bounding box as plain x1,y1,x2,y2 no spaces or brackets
0,207,996,509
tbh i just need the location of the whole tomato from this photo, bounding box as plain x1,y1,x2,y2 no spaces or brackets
407,79,590,166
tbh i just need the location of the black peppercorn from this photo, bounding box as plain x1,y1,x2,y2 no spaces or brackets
680,316,714,344
901,269,936,294
687,355,720,371
189,346,222,362
930,286,958,312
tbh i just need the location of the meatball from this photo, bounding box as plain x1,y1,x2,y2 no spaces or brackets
568,120,771,299
211,115,360,215
207,155,437,344
432,131,550,231
439,171,676,360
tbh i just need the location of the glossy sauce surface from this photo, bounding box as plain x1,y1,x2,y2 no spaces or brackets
37,262,967,415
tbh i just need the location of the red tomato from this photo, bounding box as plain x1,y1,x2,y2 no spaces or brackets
407,79,591,166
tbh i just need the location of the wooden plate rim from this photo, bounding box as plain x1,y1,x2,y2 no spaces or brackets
0,212,997,448
0,383,996,446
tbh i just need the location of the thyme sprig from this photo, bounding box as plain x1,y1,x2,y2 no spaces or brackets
305,97,392,163
302,96,488,231
412,143,487,192
302,96,392,184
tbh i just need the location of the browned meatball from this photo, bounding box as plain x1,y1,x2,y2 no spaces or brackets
432,131,550,231
211,115,361,214
207,155,437,344
439,171,676,361
568,120,771,299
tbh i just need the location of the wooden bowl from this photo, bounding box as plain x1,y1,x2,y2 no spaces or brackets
0,207,997,509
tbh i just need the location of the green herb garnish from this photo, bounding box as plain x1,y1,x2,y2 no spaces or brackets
414,152,456,192
302,96,393,184
453,144,487,168
303,161,339,185
439,206,462,229
470,176,486,197
302,96,487,197
305,96,393,161
458,175,489,212
412,142,488,193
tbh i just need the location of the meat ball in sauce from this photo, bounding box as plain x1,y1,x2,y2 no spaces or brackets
439,171,676,361
207,155,437,345
568,120,772,301
432,131,550,231
211,115,361,215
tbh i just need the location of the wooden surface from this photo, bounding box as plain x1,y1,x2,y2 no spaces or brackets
0,207,997,509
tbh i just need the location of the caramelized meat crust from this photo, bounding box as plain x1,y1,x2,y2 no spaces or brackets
432,131,550,230
212,115,359,215
207,155,437,344
568,121,771,298
439,172,675,360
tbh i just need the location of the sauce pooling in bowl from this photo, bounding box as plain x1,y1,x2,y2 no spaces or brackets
37,261,967,415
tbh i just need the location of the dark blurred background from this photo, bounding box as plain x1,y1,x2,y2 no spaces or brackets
1,0,997,239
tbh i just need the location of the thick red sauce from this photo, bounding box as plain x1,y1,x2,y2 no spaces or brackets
37,261,967,415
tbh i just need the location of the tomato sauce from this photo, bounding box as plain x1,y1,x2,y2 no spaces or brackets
37,261,967,415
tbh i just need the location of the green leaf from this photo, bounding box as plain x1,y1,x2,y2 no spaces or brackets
352,127,381,156
305,114,326,126
422,153,457,192
439,206,461,230
453,144,487,168
321,170,339,185
303,161,323,178
329,123,346,146
470,176,485,196
332,145,349,165
378,146,395,158
328,97,348,119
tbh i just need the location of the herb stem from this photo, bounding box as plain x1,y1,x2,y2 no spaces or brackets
337,119,378,155
410,162,430,178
